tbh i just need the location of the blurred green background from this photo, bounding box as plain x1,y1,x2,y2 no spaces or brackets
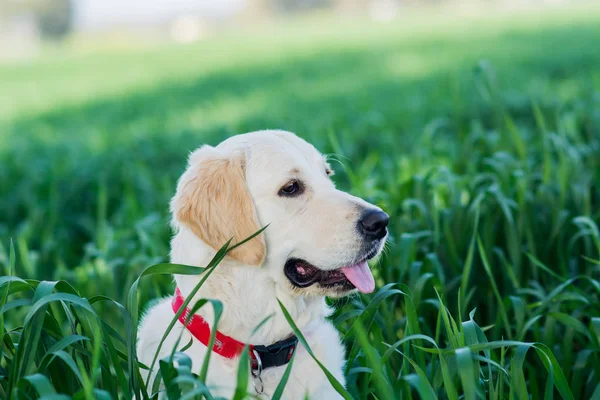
1,0,600,398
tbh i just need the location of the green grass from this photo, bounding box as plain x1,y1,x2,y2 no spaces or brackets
2,3,600,398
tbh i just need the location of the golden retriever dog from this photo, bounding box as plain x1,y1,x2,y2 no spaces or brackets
137,130,389,398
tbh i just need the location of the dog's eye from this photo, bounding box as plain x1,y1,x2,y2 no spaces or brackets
279,180,302,197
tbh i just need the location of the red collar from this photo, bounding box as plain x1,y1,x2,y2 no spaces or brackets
172,288,297,369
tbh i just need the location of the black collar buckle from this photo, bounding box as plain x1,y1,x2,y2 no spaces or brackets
251,335,298,371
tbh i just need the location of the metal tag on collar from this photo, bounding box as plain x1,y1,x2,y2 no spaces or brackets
251,349,264,394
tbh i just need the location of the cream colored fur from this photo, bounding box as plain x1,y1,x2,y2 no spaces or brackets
137,130,386,399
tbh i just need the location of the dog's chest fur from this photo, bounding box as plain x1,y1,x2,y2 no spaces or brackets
137,298,346,399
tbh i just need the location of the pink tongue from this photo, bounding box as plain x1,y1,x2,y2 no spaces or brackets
340,261,375,294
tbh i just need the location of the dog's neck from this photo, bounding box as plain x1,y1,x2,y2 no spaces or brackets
170,227,330,345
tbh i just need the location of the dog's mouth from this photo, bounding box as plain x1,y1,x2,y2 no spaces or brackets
284,248,379,294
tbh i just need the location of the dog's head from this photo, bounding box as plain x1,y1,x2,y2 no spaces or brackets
171,130,388,297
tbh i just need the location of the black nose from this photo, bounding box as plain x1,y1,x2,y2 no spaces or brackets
358,209,389,240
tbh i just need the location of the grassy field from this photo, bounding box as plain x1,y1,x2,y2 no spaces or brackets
2,4,600,399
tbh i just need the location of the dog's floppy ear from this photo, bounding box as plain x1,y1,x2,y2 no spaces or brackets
171,145,266,266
